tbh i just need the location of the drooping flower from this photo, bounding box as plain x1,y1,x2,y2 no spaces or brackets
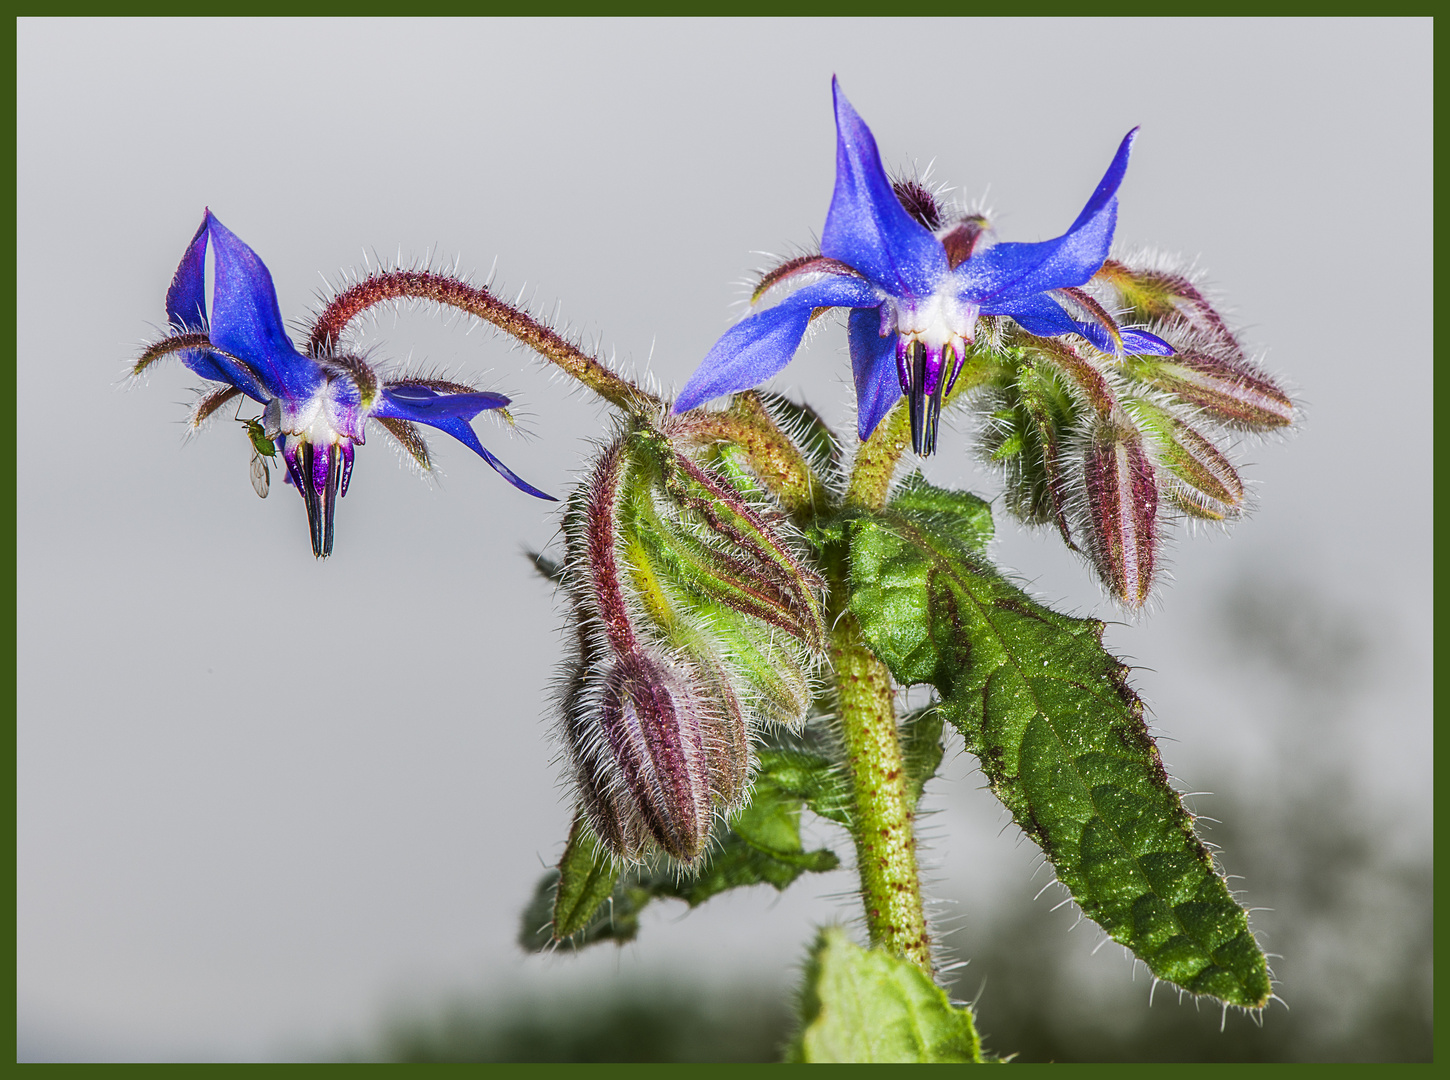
134,210,553,557
674,77,1173,456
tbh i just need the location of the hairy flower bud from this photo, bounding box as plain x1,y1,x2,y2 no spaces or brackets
1080,420,1160,608
1129,400,1245,520
556,420,826,863
1123,346,1294,431
566,649,730,862
1093,258,1242,357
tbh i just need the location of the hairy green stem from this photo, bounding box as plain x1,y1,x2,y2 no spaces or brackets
831,351,1007,975
829,611,932,976
844,405,912,511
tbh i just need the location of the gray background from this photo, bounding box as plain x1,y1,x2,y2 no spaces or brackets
17,18,1431,1061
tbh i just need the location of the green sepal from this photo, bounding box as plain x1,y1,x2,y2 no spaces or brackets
846,478,1272,1009
786,926,991,1063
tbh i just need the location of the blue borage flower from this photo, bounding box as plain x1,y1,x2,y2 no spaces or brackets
675,78,1174,456
135,210,552,557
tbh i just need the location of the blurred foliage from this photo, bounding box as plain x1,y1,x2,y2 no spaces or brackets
354,763,1430,1063
361,980,795,1063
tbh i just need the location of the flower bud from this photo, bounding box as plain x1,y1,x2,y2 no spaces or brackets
565,649,726,861
555,421,825,863
1123,346,1294,431
1080,420,1160,608
1128,400,1245,520
979,356,1076,541
1094,259,1243,358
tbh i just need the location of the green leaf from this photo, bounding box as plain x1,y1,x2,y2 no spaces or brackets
847,480,1272,1009
787,926,989,1063
517,867,649,952
552,814,624,938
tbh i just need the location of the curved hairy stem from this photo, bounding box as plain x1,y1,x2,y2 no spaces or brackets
132,332,215,376
308,270,660,413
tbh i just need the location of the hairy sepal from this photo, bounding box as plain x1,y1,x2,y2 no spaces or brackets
846,476,1272,1008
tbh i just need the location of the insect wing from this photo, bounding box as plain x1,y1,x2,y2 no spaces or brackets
249,449,270,498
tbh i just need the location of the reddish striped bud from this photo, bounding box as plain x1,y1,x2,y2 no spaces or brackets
1123,346,1294,431
1080,420,1160,609
1094,258,1243,359
567,650,731,862
1129,401,1245,521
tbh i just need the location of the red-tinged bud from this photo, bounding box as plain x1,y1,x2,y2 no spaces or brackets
1124,347,1294,431
1129,401,1245,520
566,649,728,862
1080,421,1160,608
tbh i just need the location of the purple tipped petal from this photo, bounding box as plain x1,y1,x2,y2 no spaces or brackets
957,129,1138,305
205,212,319,402
377,385,512,423
994,293,1172,356
821,78,947,299
848,308,900,440
674,275,879,413
421,415,555,500
1118,327,1175,356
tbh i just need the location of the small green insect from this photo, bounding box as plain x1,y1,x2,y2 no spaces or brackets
237,412,277,499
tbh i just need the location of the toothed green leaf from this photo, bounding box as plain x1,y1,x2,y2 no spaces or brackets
787,926,989,1063
847,479,1271,1009
888,471,994,554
